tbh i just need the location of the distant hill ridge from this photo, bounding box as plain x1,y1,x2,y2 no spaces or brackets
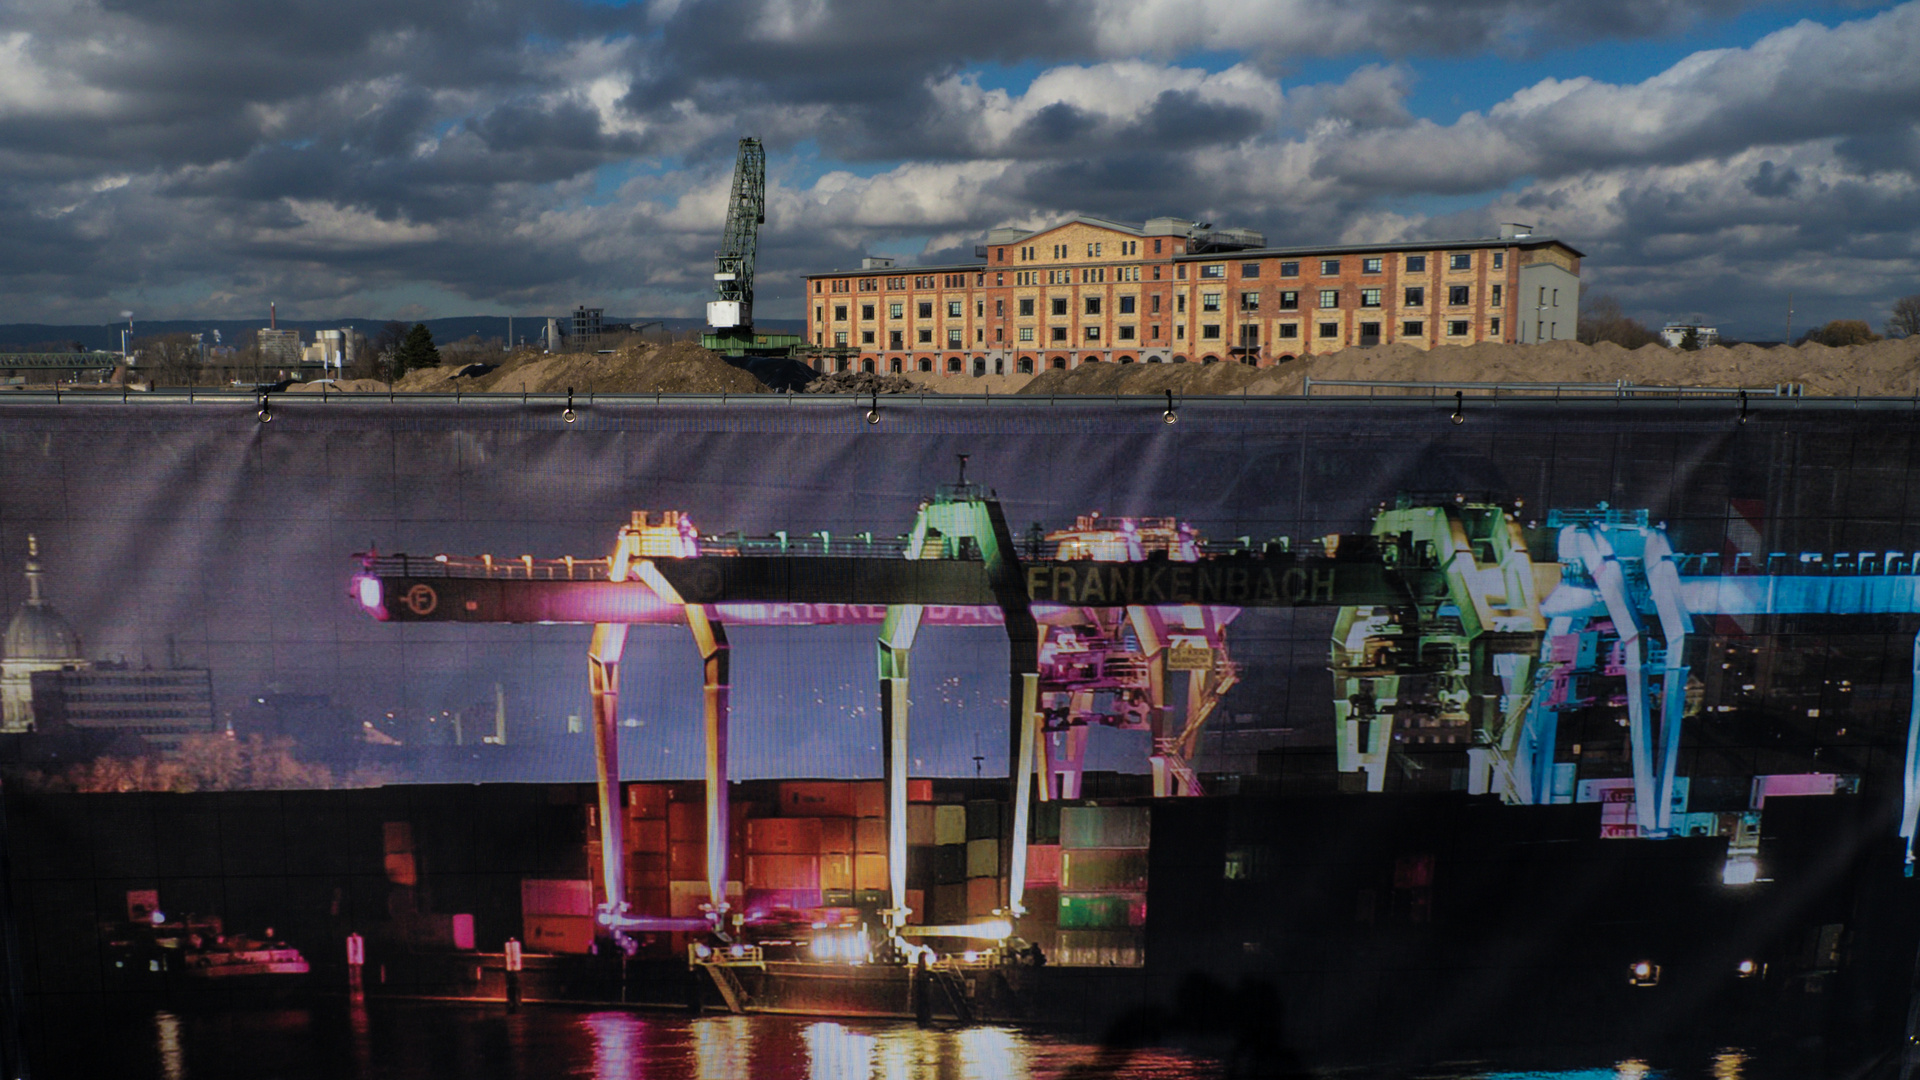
0,316,803,353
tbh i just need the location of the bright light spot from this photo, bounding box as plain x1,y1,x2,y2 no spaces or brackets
1631,961,1651,978
1723,857,1759,886
962,950,979,963
729,944,745,959
693,943,711,959
356,576,382,610
1737,959,1756,976
150,910,166,925
434,554,449,563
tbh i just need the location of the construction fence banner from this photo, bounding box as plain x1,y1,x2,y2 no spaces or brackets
3,396,1920,1069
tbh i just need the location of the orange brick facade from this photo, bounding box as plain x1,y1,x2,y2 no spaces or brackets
804,217,1581,375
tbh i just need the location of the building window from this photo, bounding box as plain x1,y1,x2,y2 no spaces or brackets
1318,290,1339,309
1279,291,1299,310
1360,288,1382,308
1490,285,1502,306
1404,287,1424,306
1177,265,1186,279
1176,325,1185,339
1280,261,1299,277
918,302,932,318
889,302,902,318
947,329,962,347
1177,294,1187,313
920,357,933,372
976,328,984,342
1051,298,1068,316
918,328,933,344
835,305,848,321
947,300,961,318
837,359,849,372
1239,291,1259,312
1490,317,1502,336
1201,293,1221,312
815,281,823,293
1201,264,1224,279
835,331,848,346
1493,252,1504,269
1085,326,1101,342
814,305,822,323
1119,325,1135,340
1320,259,1340,275
1151,295,1162,313
1154,238,1163,254
1403,320,1424,336
1152,265,1161,280
1362,258,1382,274
948,357,963,372
1019,298,1034,317
1450,253,1471,271
995,299,1005,317
1119,295,1135,314
1448,285,1470,306
1019,327,1034,342
889,330,903,349
976,300,984,317
1202,324,1220,339
1051,327,1067,342
974,357,987,376
1278,323,1299,339
1406,255,1426,272
1317,322,1339,338
1085,297,1101,315
994,328,1003,342
1240,262,1260,278
862,304,875,320
1018,357,1033,373
1448,320,1470,336
1239,325,1259,346
1359,321,1380,340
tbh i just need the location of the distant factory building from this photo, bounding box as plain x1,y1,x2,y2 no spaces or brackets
804,217,1581,374
1,536,88,733
258,327,302,367
572,306,603,346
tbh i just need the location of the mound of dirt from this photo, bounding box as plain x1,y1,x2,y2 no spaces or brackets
1015,337,1920,397
804,371,929,395
287,341,770,396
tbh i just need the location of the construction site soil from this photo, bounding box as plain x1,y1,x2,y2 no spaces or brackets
288,336,1920,398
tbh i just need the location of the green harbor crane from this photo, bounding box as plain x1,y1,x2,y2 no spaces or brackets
701,137,801,357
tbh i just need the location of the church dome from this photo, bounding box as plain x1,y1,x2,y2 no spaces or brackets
4,536,82,663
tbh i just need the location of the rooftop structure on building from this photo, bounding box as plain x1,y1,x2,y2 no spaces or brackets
803,215,1582,377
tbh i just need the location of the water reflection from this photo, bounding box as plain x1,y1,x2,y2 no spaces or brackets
42,1002,1782,1080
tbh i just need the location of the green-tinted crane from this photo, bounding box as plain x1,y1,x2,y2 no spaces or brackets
705,137,765,334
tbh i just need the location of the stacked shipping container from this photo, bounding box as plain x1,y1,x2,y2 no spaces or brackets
1058,805,1150,966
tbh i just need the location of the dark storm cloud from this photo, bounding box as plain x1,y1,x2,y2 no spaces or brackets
0,0,1912,336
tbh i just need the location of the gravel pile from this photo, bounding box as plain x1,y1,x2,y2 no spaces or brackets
289,340,769,395
803,371,928,394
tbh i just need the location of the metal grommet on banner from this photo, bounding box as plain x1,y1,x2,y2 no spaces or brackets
866,391,880,425
1450,390,1465,425
257,393,273,423
563,387,576,424
1163,389,1178,425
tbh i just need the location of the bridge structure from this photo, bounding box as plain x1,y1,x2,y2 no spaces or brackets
349,466,1427,950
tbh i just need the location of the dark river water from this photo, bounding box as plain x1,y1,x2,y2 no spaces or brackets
25,999,1837,1080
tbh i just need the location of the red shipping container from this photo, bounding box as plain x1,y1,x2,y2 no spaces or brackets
932,884,967,924
1025,844,1061,886
744,887,821,914
967,877,1000,918
625,783,669,820
627,819,668,853
629,887,670,917
820,853,853,892
905,889,926,925
855,854,888,892
747,854,820,891
856,818,888,854
747,817,822,855
853,782,887,819
819,818,854,854
779,782,857,818
908,779,934,802
907,804,936,846
383,852,417,887
668,802,703,843
521,878,592,917
669,844,706,879
524,914,593,954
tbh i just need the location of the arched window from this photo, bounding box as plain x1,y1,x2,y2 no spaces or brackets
1173,355,1187,363
1050,356,1067,369
947,356,963,373
1201,354,1219,364
919,357,933,372
1018,357,1033,374
837,358,850,372
972,357,986,377
1146,355,1162,363
890,358,902,374
1116,355,1134,364
861,358,874,373
1276,354,1296,364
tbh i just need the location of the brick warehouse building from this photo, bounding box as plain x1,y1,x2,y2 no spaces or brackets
803,216,1581,376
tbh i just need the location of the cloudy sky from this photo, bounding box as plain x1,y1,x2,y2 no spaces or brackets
1,0,1915,337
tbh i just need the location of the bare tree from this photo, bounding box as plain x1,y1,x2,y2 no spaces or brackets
1576,295,1660,348
1888,295,1920,339
131,332,203,386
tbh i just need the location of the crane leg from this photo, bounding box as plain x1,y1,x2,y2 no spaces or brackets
878,606,922,937
685,607,731,927
1903,630,1920,871
588,624,630,936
